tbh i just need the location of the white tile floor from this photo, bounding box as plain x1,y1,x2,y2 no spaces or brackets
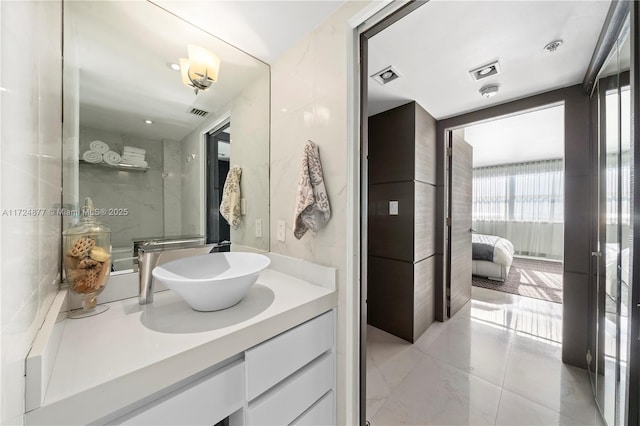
366,287,605,426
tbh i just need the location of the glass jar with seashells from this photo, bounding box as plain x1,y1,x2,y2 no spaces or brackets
62,198,112,318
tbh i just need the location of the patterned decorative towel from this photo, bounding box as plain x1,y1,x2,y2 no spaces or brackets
293,141,331,239
220,166,242,229
89,140,110,154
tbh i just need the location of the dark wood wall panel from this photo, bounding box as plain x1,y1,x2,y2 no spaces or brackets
368,102,416,185
415,103,437,185
414,256,435,340
367,256,415,342
367,101,437,343
368,182,415,262
414,182,436,261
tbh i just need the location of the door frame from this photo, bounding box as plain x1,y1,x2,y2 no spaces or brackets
354,2,428,424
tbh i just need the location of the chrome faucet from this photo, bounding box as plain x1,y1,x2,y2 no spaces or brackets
138,239,218,305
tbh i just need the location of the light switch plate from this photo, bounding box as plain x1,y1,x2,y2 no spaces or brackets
241,199,247,215
277,220,286,241
255,219,262,238
389,200,399,215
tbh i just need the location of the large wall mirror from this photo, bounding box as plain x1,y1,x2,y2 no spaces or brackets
62,1,270,272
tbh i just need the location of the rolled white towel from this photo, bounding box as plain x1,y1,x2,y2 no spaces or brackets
82,151,103,164
89,140,110,154
123,146,146,156
103,151,122,165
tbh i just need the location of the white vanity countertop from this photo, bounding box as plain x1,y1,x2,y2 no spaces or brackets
25,268,336,425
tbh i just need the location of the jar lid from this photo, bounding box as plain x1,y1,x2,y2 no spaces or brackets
62,197,111,236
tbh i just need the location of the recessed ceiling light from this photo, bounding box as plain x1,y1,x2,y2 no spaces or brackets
168,63,181,71
544,40,563,53
469,61,501,81
144,119,153,124
479,84,500,98
371,65,401,85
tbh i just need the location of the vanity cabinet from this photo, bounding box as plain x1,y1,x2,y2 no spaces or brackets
107,310,335,426
245,310,335,425
114,360,244,425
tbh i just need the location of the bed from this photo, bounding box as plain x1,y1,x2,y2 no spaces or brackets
472,233,515,281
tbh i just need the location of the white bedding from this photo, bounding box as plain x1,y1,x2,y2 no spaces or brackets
472,234,515,281
492,237,515,267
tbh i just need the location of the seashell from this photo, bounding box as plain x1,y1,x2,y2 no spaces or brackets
90,247,111,262
64,255,80,271
95,260,110,290
78,258,102,271
68,237,96,258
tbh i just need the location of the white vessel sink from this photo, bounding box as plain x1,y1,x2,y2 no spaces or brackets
152,252,271,311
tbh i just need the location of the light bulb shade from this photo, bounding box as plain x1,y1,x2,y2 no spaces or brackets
180,45,220,94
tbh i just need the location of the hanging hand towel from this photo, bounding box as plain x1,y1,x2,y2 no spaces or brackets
89,140,110,154
103,151,122,165
220,166,242,229
82,151,103,164
293,141,331,239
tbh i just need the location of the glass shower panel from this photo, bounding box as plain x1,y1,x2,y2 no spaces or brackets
602,81,620,426
616,29,631,424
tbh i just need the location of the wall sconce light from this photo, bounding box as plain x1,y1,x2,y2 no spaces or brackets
180,45,220,95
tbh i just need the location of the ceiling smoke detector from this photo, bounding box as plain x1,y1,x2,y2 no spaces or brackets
469,61,501,81
371,65,401,85
544,40,563,52
479,84,500,98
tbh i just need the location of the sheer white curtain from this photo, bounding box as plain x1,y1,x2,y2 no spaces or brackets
472,159,564,259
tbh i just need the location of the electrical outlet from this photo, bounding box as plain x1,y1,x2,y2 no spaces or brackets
277,220,286,242
255,219,262,238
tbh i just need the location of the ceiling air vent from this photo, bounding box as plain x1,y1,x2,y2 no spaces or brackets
469,61,501,81
188,107,210,117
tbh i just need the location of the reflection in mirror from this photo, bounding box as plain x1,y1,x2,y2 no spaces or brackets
592,14,630,426
62,1,270,272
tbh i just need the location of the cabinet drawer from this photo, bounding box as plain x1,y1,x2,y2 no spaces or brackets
292,390,335,426
246,352,334,426
118,360,244,425
246,310,334,400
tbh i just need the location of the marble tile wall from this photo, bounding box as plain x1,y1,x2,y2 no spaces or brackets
269,2,371,423
78,127,166,248
163,139,182,237
229,72,270,252
178,124,205,237
0,1,62,424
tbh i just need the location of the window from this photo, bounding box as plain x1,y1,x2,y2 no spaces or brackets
472,159,564,223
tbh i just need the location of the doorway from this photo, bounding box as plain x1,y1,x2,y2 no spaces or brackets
206,122,231,247
358,1,622,425
454,105,566,308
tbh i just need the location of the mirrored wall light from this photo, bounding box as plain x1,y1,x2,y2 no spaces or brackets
180,45,220,95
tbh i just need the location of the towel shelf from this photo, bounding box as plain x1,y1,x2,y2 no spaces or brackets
79,160,149,172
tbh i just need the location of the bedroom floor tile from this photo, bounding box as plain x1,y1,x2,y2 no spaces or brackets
366,288,603,425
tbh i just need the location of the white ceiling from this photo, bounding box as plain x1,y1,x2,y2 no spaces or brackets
155,0,346,64
70,1,268,142
72,1,347,142
464,105,564,167
368,0,611,119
